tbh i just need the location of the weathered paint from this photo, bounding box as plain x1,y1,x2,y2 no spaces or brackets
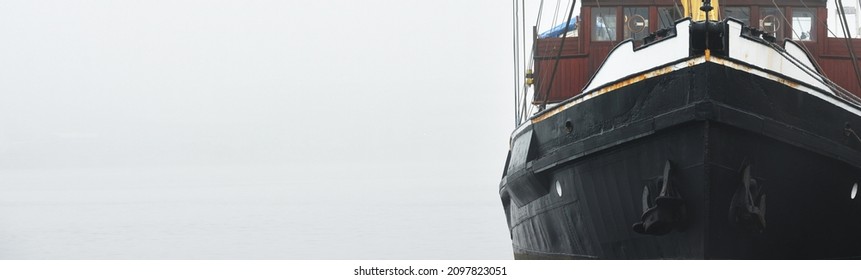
532,56,708,123
531,1,861,103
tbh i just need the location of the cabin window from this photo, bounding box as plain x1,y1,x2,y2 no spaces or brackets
828,4,858,38
592,7,617,41
723,7,751,27
792,8,816,41
658,7,683,30
760,7,785,40
624,7,650,40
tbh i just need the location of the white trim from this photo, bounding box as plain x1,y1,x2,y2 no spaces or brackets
582,20,693,93
725,20,832,94
532,55,861,124
533,57,706,123
708,56,861,117
532,19,861,124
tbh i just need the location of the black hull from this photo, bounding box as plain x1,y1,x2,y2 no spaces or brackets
500,61,861,259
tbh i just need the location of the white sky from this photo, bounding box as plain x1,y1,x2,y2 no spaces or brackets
10,0,851,170
0,0,514,170
4,0,858,259
0,0,520,259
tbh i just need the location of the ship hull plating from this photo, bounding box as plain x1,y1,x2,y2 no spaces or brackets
500,61,861,259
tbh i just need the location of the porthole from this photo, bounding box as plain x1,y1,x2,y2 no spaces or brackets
556,181,563,197
852,183,858,200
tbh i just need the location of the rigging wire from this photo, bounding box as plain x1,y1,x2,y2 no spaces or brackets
595,0,614,42
762,1,861,105
515,0,861,124
513,0,523,125
535,0,573,97
533,0,546,49
835,0,861,92
515,0,861,125
846,127,861,145
521,0,548,123
538,0,567,66
658,6,672,29
673,0,683,19
800,0,846,39
770,1,825,73
522,0,528,96
551,0,562,31
764,35,861,106
771,1,800,40
756,8,861,105
521,0,561,121
540,0,578,109
562,0,572,31
530,0,568,117
539,0,565,64
771,40,851,101
799,0,861,103
796,0,858,77
521,0,528,124
512,0,521,125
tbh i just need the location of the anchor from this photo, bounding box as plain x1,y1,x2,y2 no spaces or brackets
729,165,767,233
633,160,687,235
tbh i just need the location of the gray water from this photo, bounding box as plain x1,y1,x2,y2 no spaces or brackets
0,164,513,259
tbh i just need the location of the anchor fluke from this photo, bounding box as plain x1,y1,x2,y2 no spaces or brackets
633,161,687,235
729,165,767,233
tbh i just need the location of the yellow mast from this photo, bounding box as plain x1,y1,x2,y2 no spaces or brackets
681,0,720,21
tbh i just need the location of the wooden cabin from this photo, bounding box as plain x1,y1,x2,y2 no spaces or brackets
534,0,861,103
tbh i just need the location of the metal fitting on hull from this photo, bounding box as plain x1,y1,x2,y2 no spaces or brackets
633,161,687,235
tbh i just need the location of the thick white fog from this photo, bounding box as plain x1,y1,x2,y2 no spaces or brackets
0,0,519,259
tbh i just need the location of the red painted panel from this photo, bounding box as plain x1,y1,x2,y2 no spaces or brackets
533,57,590,103
535,37,584,58
813,38,861,97
817,57,861,97
531,1,861,102
532,45,613,103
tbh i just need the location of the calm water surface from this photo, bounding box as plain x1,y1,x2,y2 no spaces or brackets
0,164,512,259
